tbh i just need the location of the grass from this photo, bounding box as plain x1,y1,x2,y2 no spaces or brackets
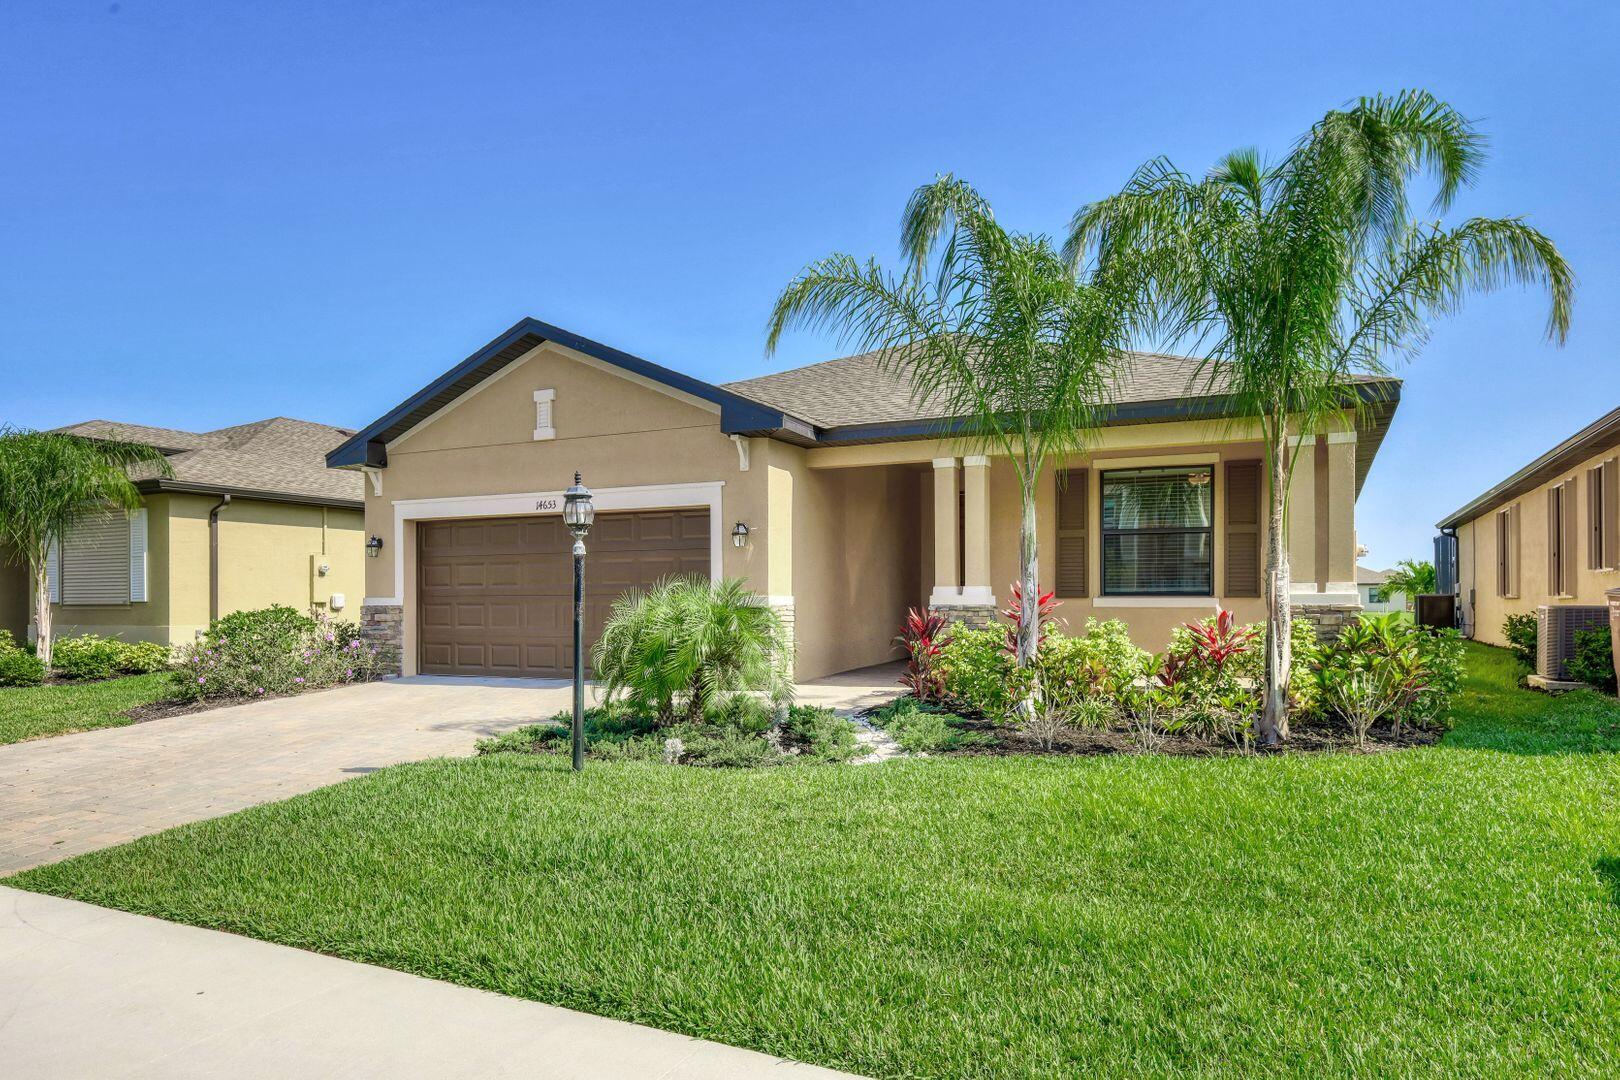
10,641,1620,1077
0,672,176,745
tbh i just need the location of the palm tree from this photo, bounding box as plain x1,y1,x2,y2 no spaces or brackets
0,428,170,667
1067,91,1572,743
766,176,1147,668
593,576,790,724
1381,559,1437,608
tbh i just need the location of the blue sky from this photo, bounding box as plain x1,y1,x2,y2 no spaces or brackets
3,1,1615,566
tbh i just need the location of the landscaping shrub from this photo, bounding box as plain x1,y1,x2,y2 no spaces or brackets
1503,612,1537,670
116,640,171,674
936,625,1012,717
206,605,318,652
593,576,791,724
1306,612,1464,734
893,607,949,702
1567,626,1616,694
869,696,997,754
51,634,125,680
0,645,45,687
171,608,380,701
477,697,859,767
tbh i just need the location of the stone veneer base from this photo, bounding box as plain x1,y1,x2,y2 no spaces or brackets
360,604,405,677
932,604,999,630
1290,603,1364,642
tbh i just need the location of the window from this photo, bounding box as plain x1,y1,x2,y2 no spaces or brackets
49,507,147,606
1368,587,1385,604
1100,466,1214,595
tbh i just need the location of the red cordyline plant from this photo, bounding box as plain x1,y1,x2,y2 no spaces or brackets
1000,584,1059,655
1181,609,1260,679
894,607,950,702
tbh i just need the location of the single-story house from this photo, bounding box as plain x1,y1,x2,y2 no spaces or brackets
1,417,365,646
1438,404,1620,644
1356,565,1406,613
328,317,1399,681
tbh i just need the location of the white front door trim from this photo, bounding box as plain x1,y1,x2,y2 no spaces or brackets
366,480,725,605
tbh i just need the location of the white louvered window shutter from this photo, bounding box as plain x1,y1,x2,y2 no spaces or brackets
533,388,556,441
47,538,61,603
128,507,148,602
61,508,131,605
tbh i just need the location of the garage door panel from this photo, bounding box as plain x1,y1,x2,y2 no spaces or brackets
418,509,710,677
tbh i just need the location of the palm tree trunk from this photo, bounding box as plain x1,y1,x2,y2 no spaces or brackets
1260,427,1292,745
1017,475,1040,668
32,555,53,670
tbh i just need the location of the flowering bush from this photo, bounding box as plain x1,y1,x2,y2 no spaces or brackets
1000,583,1060,654
172,608,380,701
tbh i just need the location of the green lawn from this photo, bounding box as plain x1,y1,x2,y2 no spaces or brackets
0,673,176,745
10,641,1620,1077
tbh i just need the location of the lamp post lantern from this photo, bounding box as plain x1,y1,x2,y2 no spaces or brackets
563,472,595,771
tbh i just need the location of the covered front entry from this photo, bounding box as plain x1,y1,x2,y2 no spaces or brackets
417,509,710,677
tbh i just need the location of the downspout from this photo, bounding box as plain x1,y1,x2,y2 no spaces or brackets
208,494,232,624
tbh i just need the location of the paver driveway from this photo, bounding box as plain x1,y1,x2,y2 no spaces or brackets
0,666,902,875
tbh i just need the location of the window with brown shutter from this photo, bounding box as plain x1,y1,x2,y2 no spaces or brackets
1055,468,1088,597
1548,480,1576,597
1224,459,1262,597
1496,505,1520,598
1591,458,1620,572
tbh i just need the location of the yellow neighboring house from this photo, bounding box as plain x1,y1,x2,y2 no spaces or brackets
0,417,365,647
1439,405,1620,644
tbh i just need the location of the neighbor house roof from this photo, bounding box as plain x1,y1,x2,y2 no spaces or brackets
57,417,364,508
329,316,1401,493
1356,566,1391,585
1436,405,1620,530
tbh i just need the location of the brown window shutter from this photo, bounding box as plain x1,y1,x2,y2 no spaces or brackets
1224,459,1263,598
1605,458,1620,571
1055,468,1088,597
1548,487,1562,595
1563,477,1578,592
1495,511,1505,597
1589,465,1606,571
1510,504,1521,597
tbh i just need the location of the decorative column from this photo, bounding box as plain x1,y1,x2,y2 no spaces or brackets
931,455,999,628
928,457,960,608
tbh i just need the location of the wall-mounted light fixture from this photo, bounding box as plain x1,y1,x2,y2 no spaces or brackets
731,521,750,548
366,535,385,558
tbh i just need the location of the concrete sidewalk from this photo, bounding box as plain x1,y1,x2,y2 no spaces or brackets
0,886,863,1079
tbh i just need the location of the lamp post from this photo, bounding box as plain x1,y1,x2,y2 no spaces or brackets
562,472,595,771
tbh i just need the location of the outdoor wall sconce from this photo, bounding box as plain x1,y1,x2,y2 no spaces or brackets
366,535,385,558
732,521,750,548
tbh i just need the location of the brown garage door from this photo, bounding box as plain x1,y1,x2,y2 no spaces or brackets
417,509,710,677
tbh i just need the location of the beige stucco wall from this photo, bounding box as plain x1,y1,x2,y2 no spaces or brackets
40,492,364,646
369,342,771,676
761,444,921,679
366,341,1365,677
813,419,1358,653
1457,440,1620,646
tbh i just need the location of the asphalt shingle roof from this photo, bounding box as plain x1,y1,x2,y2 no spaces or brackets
55,417,364,506
722,347,1242,429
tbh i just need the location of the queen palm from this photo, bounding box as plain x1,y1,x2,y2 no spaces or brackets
0,427,170,667
1066,91,1572,743
766,177,1147,668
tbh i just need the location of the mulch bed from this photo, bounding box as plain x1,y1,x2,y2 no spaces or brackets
900,711,1441,758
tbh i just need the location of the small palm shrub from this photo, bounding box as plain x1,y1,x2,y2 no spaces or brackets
1567,626,1616,694
593,576,791,724
1503,613,1537,670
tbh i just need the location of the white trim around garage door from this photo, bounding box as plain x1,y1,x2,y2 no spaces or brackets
364,480,726,605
